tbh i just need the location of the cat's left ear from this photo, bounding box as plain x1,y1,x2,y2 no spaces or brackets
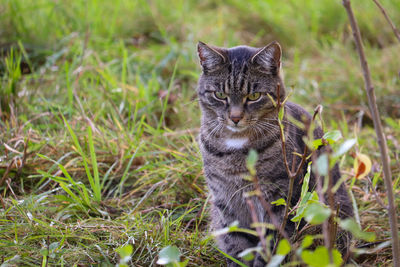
197,41,228,73
251,41,281,75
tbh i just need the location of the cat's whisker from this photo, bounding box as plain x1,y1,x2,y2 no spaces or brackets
256,121,300,150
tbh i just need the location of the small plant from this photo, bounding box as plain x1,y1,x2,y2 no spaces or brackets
157,245,188,267
116,244,133,267
36,117,107,214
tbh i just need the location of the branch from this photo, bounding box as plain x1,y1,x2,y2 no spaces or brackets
366,176,387,210
342,1,400,266
312,153,333,262
372,0,400,43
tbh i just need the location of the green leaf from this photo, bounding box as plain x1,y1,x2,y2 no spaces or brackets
271,198,286,206
116,244,133,266
40,248,48,257
312,138,323,149
157,246,181,265
228,220,240,231
291,191,319,223
339,218,376,242
267,255,285,267
323,130,342,144
314,154,328,176
278,106,285,121
238,247,261,261
88,127,101,202
301,235,314,249
301,246,342,267
276,238,291,256
304,203,331,225
48,242,59,251
246,149,258,175
372,172,381,188
116,244,133,259
300,163,312,200
291,192,311,222
216,247,248,267
333,139,356,157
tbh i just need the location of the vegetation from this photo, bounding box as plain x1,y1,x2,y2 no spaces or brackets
0,0,399,266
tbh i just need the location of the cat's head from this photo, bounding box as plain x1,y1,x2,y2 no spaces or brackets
197,41,285,135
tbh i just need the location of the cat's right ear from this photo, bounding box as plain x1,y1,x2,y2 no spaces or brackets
251,41,282,75
197,42,227,73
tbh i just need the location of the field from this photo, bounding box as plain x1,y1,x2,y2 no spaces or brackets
1,0,400,266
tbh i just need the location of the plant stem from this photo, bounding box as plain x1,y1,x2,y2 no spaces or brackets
371,0,400,43
276,83,309,236
342,1,400,265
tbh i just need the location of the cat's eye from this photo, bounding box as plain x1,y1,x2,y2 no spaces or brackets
214,91,228,100
247,92,261,101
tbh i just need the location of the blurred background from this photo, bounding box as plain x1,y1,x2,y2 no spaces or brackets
1,0,399,125
0,0,399,265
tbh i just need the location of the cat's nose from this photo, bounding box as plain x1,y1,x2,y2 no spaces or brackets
229,110,244,124
230,116,242,124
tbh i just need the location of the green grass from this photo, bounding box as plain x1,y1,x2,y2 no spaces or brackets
0,0,399,265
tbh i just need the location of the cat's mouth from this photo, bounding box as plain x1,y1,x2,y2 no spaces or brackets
226,125,248,133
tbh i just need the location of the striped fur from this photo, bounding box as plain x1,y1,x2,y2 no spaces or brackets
196,42,353,267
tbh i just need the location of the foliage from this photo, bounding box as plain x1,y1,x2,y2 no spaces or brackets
0,0,399,266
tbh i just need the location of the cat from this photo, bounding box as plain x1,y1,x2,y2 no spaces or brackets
196,41,353,267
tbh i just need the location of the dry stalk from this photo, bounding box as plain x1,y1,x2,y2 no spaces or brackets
342,0,400,265
372,0,400,43
276,83,310,236
312,152,333,263
366,176,387,210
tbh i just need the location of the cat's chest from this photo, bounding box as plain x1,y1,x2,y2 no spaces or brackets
223,137,249,149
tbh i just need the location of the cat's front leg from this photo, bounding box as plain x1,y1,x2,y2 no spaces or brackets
211,206,258,266
252,252,266,267
216,231,258,267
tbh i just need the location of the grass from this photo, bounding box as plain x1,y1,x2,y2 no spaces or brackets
0,0,399,265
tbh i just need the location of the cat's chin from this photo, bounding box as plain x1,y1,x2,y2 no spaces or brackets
226,125,247,133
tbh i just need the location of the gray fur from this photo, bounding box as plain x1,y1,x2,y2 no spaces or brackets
196,41,353,267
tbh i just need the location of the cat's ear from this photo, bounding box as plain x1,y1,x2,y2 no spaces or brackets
197,41,227,73
251,41,281,75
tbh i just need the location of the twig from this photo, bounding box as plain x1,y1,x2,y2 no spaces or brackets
313,105,337,263
0,158,15,188
15,135,29,181
342,1,400,266
372,0,400,43
326,153,336,258
5,179,17,199
312,152,333,262
278,86,312,236
279,145,308,235
366,175,387,210
276,84,292,178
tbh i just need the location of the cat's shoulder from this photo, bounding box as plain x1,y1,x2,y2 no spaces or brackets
286,101,324,139
285,101,312,120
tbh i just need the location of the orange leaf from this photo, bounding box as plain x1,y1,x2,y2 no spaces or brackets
354,153,372,179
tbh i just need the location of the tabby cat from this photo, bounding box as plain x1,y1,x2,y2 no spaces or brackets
196,41,353,267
